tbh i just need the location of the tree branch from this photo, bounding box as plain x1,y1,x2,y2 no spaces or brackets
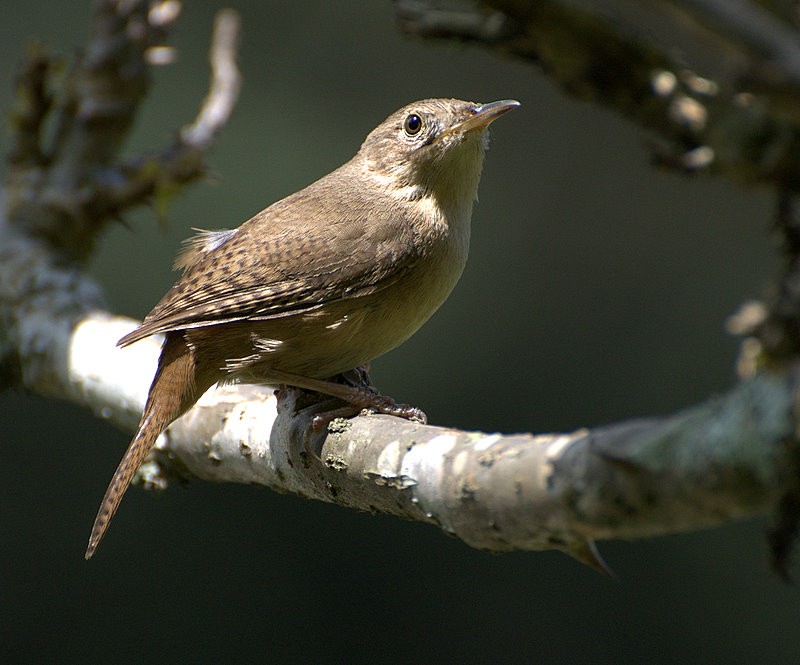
44,307,800,571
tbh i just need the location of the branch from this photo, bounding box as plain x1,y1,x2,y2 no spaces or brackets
49,309,800,571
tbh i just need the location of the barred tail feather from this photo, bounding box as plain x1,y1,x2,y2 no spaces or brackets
85,333,208,559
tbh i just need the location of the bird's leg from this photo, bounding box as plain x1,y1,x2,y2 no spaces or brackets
338,364,376,392
271,366,427,457
269,366,427,424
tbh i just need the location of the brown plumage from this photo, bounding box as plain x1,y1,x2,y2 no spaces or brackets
85,98,519,559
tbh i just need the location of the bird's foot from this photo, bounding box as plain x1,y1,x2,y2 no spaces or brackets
355,393,427,423
271,366,427,458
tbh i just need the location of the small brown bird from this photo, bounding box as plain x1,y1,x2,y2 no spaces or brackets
85,97,519,559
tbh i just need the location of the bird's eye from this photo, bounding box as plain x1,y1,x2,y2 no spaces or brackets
403,113,423,136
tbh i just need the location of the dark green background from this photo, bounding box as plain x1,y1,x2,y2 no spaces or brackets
2,2,795,663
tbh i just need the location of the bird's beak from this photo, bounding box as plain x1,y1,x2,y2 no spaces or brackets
462,99,521,132
435,99,520,142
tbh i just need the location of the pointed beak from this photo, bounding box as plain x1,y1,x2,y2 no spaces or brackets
460,99,521,132
434,99,520,142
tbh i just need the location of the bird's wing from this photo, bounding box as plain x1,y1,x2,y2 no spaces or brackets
118,183,424,347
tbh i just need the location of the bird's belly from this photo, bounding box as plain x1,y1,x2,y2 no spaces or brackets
198,241,467,381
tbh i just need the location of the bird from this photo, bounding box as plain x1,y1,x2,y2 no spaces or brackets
85,97,520,559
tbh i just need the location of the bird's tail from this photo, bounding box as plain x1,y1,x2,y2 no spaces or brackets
85,333,209,560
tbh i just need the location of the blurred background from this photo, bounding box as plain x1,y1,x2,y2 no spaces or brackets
1,1,796,663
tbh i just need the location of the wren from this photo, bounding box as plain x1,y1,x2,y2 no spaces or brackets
85,98,519,559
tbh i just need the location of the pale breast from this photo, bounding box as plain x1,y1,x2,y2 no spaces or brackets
197,213,471,381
